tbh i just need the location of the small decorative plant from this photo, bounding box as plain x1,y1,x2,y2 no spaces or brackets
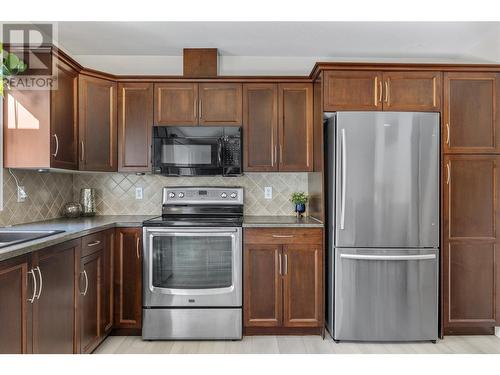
291,192,308,218
1,44,28,96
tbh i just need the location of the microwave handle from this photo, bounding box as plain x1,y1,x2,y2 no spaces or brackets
217,138,223,167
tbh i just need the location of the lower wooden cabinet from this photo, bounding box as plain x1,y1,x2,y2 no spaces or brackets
114,227,142,330
243,228,323,334
443,155,500,334
0,255,30,354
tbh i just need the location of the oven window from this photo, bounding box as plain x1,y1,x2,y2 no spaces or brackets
152,235,233,289
161,144,213,165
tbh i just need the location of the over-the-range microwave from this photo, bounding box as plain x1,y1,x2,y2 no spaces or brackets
152,126,242,177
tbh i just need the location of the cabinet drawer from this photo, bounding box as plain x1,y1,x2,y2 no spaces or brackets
81,231,105,257
244,228,322,245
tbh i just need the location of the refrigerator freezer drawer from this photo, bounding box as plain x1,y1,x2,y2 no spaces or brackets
334,248,438,341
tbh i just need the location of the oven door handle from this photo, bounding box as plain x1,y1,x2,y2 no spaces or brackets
146,228,240,235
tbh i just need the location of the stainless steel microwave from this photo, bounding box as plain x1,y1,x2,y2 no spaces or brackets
152,126,242,176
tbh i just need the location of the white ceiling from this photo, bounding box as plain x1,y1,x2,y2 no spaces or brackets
57,22,500,60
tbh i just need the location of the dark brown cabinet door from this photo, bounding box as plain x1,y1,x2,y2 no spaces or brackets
243,84,278,171
383,71,441,111
50,57,78,170
32,240,80,354
80,250,102,354
444,72,500,153
443,155,500,334
0,256,30,354
282,244,322,327
244,244,282,327
199,83,242,125
102,230,114,335
154,83,198,125
79,74,117,171
278,83,313,171
118,82,153,172
114,228,142,329
323,70,383,111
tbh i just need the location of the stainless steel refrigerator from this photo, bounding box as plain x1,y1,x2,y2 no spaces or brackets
325,111,439,342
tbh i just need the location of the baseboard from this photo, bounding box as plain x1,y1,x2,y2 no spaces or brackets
244,326,323,336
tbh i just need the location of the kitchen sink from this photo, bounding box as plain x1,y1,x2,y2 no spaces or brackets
0,229,65,249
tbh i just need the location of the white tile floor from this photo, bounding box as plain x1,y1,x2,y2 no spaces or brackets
94,334,500,354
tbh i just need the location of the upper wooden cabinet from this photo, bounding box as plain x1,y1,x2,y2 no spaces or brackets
383,71,441,111
118,82,153,172
3,55,79,169
243,84,279,171
324,70,383,111
442,155,500,334
154,83,198,125
79,74,118,171
154,82,242,126
323,70,441,112
278,83,313,171
443,72,500,153
198,83,242,125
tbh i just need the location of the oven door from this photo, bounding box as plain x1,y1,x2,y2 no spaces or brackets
143,227,242,307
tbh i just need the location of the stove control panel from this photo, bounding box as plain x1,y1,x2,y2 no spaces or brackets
162,187,244,205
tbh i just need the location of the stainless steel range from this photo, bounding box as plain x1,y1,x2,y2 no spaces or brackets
142,187,243,340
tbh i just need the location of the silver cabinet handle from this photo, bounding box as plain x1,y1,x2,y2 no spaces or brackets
136,237,140,259
377,78,382,103
87,240,101,247
340,253,436,261
274,144,277,165
52,134,59,157
384,81,389,103
35,266,43,299
80,141,85,162
279,144,283,162
445,123,450,146
283,254,288,275
80,270,88,296
278,252,282,276
199,99,202,120
446,162,451,185
272,235,294,238
340,128,347,230
27,268,37,303
194,99,197,119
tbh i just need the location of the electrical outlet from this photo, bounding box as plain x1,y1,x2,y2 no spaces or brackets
264,186,273,200
17,186,27,202
135,187,144,200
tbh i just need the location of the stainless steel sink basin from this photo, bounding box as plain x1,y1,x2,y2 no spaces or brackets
0,229,65,249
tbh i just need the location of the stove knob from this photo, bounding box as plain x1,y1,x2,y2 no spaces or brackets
168,192,175,198
178,192,184,198
220,192,227,198
230,192,237,198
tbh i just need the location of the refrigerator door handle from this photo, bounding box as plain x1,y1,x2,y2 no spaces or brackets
340,128,347,230
340,253,436,261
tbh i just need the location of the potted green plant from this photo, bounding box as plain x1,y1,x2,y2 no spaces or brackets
291,192,308,218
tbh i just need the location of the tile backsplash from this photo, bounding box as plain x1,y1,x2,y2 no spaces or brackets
72,172,308,216
0,169,73,226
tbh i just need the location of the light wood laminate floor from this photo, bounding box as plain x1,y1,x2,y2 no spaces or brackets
94,335,500,354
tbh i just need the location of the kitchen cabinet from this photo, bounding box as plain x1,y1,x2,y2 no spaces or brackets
31,240,80,354
243,83,313,172
443,72,500,153
243,228,323,334
0,255,30,354
118,82,154,172
198,83,242,125
243,84,279,171
114,228,142,330
102,230,114,335
154,83,198,126
80,248,103,354
442,155,500,334
279,83,313,171
79,74,118,171
323,70,441,112
3,54,79,169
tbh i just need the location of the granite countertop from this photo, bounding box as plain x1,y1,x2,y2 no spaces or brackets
0,214,323,262
0,215,154,262
242,215,323,228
